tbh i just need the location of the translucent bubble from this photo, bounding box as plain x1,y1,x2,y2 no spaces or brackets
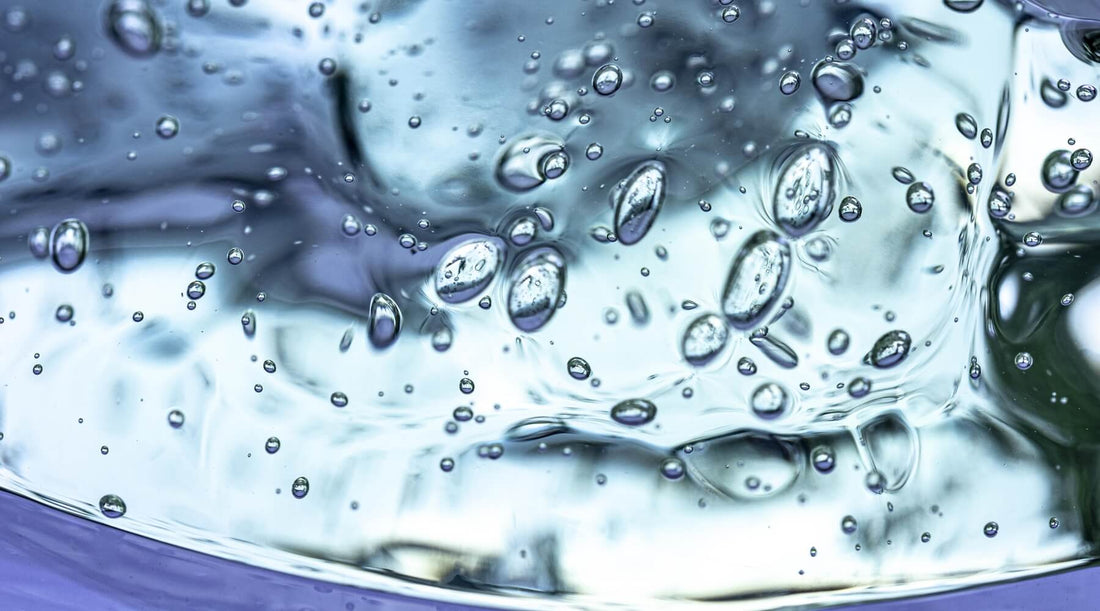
611,399,657,426
722,231,790,329
839,374,869,398
544,99,569,121
440,458,455,472
988,185,1012,218
967,163,983,185
751,383,789,419
779,71,801,95
659,458,685,480
850,17,877,49
106,0,161,57
195,262,215,280
265,437,280,453
811,61,863,102
435,239,501,304
1061,293,1075,307
1040,77,1068,108
906,182,935,213
592,64,623,95
567,357,591,380
1041,150,1078,193
495,133,566,191
737,357,757,375
55,304,74,322
980,128,993,148
1077,84,1097,102
99,494,127,518
318,58,337,76
426,326,451,352
1056,185,1095,216
835,38,856,61
827,328,850,355
308,2,324,17
50,219,89,273
841,515,858,534
330,392,348,407
682,314,730,366
0,156,9,182
773,143,837,236
637,12,654,28
865,470,886,494
983,521,999,537
186,281,206,300
291,476,310,499
167,409,185,428
227,247,244,265
155,115,179,139
866,330,912,368
892,167,915,184
828,102,853,128
1071,148,1092,170
721,6,740,22
1014,351,1033,370
186,0,210,18
811,445,835,473
28,227,50,259
838,196,862,222
944,0,983,12
368,293,402,348
954,112,978,139
1050,517,1060,529
611,160,666,246
132,311,144,322
585,143,604,160
1023,232,1042,247
650,70,675,92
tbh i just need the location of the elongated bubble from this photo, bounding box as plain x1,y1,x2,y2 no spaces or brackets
772,143,837,237
722,231,790,329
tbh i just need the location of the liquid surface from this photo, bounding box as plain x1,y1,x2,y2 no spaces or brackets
1,0,1099,607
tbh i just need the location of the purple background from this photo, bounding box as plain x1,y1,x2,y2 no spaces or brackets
0,491,1089,610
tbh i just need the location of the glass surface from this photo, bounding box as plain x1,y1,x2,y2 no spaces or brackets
1,0,1099,607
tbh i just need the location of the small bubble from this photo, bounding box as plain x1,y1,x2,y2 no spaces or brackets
55,304,74,323
841,515,858,534
779,71,801,95
99,494,127,518
291,476,310,499
567,357,591,380
1014,352,1033,370
155,115,180,139
838,196,862,222
983,521,999,537
459,378,475,394
265,437,281,453
167,409,185,428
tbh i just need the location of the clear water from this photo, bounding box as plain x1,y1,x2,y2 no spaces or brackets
1,0,1099,607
